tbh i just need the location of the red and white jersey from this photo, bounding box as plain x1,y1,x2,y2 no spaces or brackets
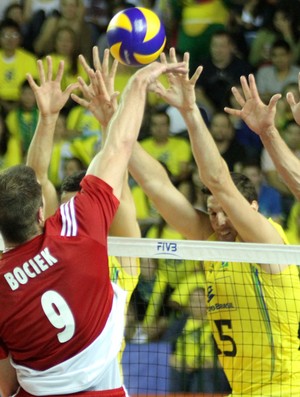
0,175,126,394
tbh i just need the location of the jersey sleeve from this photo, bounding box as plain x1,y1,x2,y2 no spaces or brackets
46,175,119,243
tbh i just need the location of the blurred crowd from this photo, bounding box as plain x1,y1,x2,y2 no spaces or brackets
1,0,300,393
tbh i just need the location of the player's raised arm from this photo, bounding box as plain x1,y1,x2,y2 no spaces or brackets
129,141,213,240
73,53,188,200
26,57,79,217
226,73,300,200
225,74,300,200
72,47,141,241
152,49,285,263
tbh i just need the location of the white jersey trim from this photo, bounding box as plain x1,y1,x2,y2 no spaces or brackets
60,197,78,237
12,283,127,395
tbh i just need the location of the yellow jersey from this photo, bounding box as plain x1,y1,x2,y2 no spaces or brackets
108,255,140,380
140,136,192,177
0,49,38,101
204,220,300,396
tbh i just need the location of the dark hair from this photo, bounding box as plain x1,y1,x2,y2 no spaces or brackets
65,156,85,168
4,3,23,20
201,172,258,203
0,165,42,244
241,158,261,170
20,79,32,90
271,38,291,53
0,18,22,35
210,29,233,44
61,170,86,193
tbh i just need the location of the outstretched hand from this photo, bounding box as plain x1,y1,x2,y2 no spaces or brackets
133,51,188,87
286,72,300,126
148,47,202,111
71,47,119,128
224,74,281,135
27,56,79,117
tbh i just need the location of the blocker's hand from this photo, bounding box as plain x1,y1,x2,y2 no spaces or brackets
224,74,281,136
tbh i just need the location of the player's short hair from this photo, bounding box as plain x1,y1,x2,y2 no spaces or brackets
61,170,86,194
0,165,42,244
201,172,258,203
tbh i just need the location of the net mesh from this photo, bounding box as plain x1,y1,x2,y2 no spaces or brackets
108,237,300,397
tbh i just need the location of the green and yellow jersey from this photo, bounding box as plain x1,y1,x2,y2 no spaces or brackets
204,219,300,396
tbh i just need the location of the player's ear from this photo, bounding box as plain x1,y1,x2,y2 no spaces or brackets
250,200,259,212
37,207,45,226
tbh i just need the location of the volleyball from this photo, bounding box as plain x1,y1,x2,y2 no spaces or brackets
106,7,166,67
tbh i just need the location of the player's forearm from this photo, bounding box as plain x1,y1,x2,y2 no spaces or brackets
129,142,169,200
109,173,141,238
260,126,300,200
181,104,226,188
86,76,148,198
26,114,58,185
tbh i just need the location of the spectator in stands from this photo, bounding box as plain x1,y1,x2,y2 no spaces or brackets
45,26,88,91
23,0,60,22
130,107,193,230
232,0,266,47
165,0,229,74
0,112,21,171
168,272,230,393
141,108,192,186
0,18,38,115
33,0,93,62
255,39,300,104
63,156,86,178
5,79,38,162
241,159,283,225
22,0,60,52
195,29,252,113
83,0,113,47
3,3,26,33
249,4,300,68
47,113,75,189
0,0,22,21
142,220,202,342
209,112,247,172
66,103,102,158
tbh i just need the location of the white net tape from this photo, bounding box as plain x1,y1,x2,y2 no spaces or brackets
108,236,300,265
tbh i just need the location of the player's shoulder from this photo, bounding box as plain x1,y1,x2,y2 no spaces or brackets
267,218,289,244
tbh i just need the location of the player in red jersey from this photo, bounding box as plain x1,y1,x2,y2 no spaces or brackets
0,54,187,397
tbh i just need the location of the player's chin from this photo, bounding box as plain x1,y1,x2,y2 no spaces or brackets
217,231,235,242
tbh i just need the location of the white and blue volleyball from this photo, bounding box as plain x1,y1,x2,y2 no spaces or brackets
107,7,166,67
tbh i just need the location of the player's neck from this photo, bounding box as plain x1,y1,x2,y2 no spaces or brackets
3,229,43,253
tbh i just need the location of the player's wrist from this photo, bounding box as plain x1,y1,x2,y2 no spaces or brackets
38,113,59,125
261,124,278,138
179,102,198,114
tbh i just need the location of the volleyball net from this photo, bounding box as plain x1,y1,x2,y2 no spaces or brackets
108,237,300,397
